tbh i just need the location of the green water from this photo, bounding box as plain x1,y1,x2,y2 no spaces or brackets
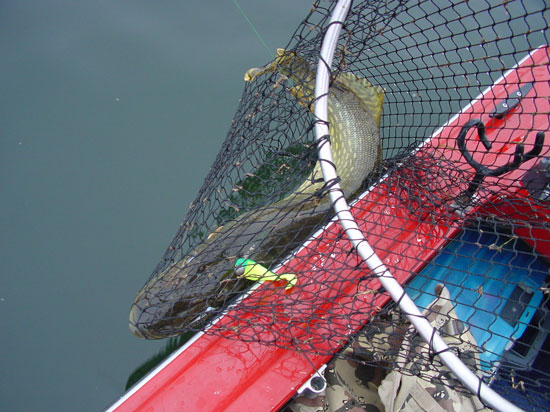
0,1,308,411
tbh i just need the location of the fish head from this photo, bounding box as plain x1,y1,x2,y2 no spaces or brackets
129,249,245,339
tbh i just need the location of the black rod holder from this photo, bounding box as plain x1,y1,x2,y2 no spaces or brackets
456,119,545,201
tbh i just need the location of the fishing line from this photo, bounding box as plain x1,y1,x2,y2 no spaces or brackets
233,0,273,58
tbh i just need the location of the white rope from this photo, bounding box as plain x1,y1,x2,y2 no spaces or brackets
313,1,522,411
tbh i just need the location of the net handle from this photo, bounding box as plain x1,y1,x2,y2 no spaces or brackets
313,1,522,411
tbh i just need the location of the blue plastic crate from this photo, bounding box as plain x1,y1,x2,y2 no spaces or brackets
406,226,548,372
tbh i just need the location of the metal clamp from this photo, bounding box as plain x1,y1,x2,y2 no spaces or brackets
296,365,327,398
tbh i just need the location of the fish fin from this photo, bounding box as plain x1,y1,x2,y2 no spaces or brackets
289,84,314,109
377,143,383,166
244,49,285,82
245,49,298,82
244,66,267,82
335,72,385,127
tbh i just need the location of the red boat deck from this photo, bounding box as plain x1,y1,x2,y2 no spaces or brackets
107,45,550,412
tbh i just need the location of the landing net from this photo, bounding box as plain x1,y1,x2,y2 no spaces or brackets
130,1,549,410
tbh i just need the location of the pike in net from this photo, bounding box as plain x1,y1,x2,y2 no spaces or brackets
127,1,549,411
129,48,384,339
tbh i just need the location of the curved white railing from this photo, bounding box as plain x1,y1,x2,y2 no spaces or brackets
313,1,522,411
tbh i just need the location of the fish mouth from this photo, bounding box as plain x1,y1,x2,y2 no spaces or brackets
128,300,193,340
128,283,191,340
128,270,227,339
128,258,210,339
128,303,148,338
128,249,246,339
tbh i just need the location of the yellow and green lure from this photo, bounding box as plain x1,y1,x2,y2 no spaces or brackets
235,258,297,290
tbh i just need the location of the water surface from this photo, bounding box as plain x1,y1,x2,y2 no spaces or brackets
0,1,308,410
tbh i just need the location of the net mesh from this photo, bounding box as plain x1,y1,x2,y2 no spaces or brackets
129,0,549,409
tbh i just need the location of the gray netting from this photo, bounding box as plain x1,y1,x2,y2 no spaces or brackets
129,0,549,410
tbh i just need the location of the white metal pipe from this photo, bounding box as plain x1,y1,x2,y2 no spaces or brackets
313,1,522,411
